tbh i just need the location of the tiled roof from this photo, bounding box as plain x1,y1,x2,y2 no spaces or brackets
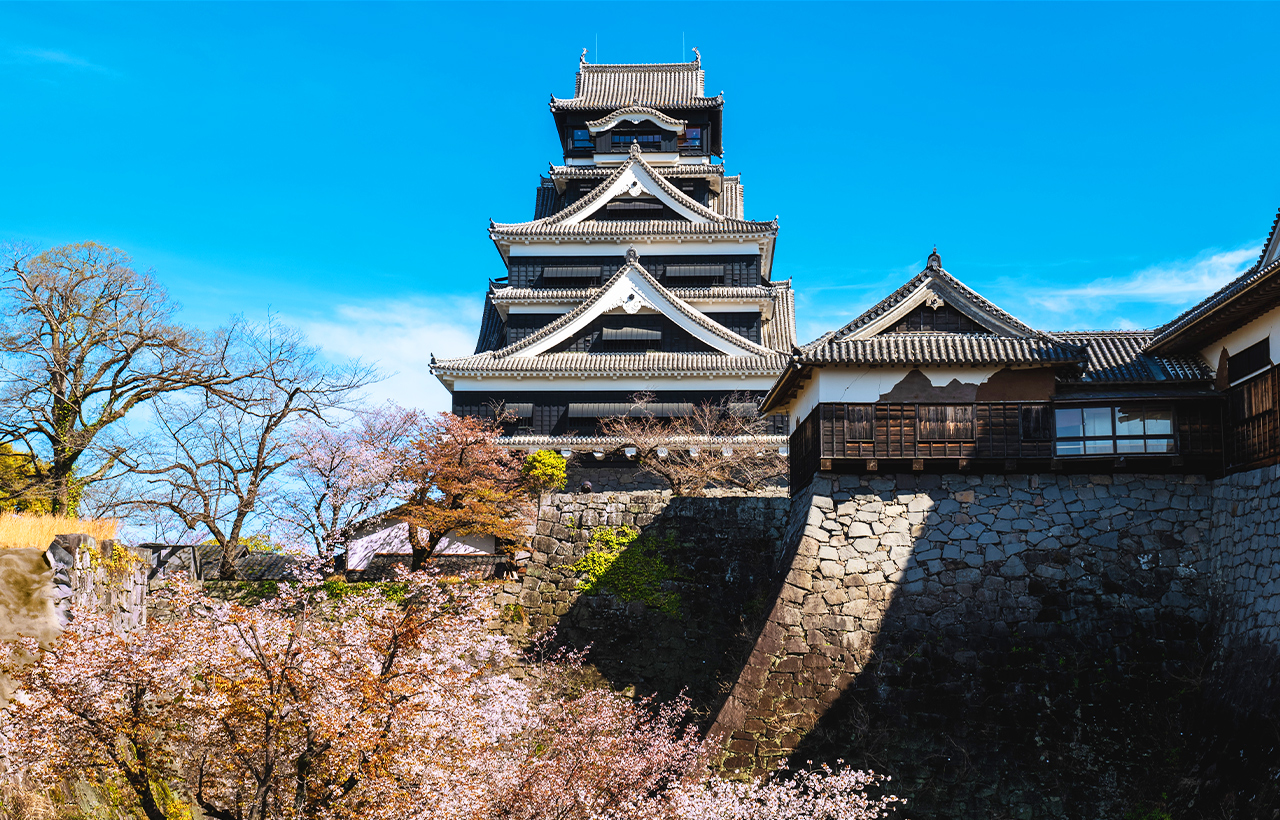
551,56,723,111
475,291,504,354
533,178,558,220
437,259,786,379
549,164,724,179
490,285,779,305
434,350,788,377
492,219,775,241
762,280,796,352
797,334,1087,367
195,544,304,581
721,175,744,219
494,259,776,359
812,259,1046,347
585,105,687,131
491,146,779,242
1149,206,1280,352
1056,331,1212,383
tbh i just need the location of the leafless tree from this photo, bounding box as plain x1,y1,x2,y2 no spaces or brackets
276,403,421,569
0,242,238,513
599,392,787,496
117,318,376,580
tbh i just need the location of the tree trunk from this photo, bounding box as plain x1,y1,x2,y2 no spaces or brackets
408,525,445,572
219,539,241,580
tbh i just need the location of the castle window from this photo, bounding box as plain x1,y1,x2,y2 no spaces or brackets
1227,338,1271,385
611,132,663,150
917,405,974,441
571,129,592,150
679,127,702,148
1054,406,1175,456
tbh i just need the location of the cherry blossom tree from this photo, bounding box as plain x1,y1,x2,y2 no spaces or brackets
2,573,900,820
600,393,787,496
278,403,421,570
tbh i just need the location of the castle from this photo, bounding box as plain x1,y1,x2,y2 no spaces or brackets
438,53,1280,818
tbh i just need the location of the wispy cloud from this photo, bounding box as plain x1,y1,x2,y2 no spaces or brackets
1015,244,1261,330
298,296,482,413
10,47,113,75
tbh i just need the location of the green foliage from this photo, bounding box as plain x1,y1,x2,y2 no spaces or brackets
568,525,684,617
500,602,526,624
522,449,568,494
320,578,407,603
1124,805,1173,820
0,443,50,514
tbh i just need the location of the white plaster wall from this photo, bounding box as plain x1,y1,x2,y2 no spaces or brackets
344,522,496,570
788,366,1001,433
1198,303,1280,382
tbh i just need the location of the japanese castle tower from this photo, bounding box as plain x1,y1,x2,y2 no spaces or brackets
431,51,795,450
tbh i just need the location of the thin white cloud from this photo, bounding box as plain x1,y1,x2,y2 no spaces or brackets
299,296,482,413
1015,244,1261,330
10,47,113,74
1027,246,1260,312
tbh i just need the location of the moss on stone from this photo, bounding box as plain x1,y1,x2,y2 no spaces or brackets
569,525,685,617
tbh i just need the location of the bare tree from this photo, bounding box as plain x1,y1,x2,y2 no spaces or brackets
277,403,420,570
0,242,236,513
599,393,787,496
118,318,375,580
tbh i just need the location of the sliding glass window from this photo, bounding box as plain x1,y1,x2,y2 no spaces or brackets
1055,406,1175,456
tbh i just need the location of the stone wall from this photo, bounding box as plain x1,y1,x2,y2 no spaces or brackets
49,535,148,632
1208,464,1280,725
712,472,1242,819
1211,464,1280,649
497,489,791,717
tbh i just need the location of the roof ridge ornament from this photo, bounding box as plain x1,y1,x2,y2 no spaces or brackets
626,245,639,263
629,140,643,158
581,48,588,65
692,46,701,65
926,247,942,271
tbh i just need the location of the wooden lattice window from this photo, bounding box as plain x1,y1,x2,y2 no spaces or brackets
1230,374,1273,422
845,404,876,441
1020,405,1054,441
917,405,974,441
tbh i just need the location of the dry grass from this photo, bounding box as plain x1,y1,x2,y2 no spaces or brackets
0,513,119,550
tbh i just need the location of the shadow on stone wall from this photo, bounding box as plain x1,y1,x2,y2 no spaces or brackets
522,494,792,726
713,473,1280,819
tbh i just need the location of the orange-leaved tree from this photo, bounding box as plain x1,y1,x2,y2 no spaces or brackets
397,412,533,571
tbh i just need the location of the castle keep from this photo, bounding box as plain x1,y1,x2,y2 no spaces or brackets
431,53,794,454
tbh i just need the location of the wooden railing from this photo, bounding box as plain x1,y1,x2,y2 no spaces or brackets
789,398,1227,488
815,402,1054,461
1226,365,1280,470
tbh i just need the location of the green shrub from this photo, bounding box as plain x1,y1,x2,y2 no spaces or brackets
320,578,407,603
522,449,568,493
568,525,684,616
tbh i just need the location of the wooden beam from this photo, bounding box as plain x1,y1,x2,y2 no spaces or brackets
820,458,833,471
912,459,924,472
865,459,878,472
958,458,971,471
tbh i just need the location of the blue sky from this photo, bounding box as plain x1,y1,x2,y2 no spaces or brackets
2,2,1278,411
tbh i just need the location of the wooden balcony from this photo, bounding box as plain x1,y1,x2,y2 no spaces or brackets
790,399,1226,488
1226,365,1280,471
